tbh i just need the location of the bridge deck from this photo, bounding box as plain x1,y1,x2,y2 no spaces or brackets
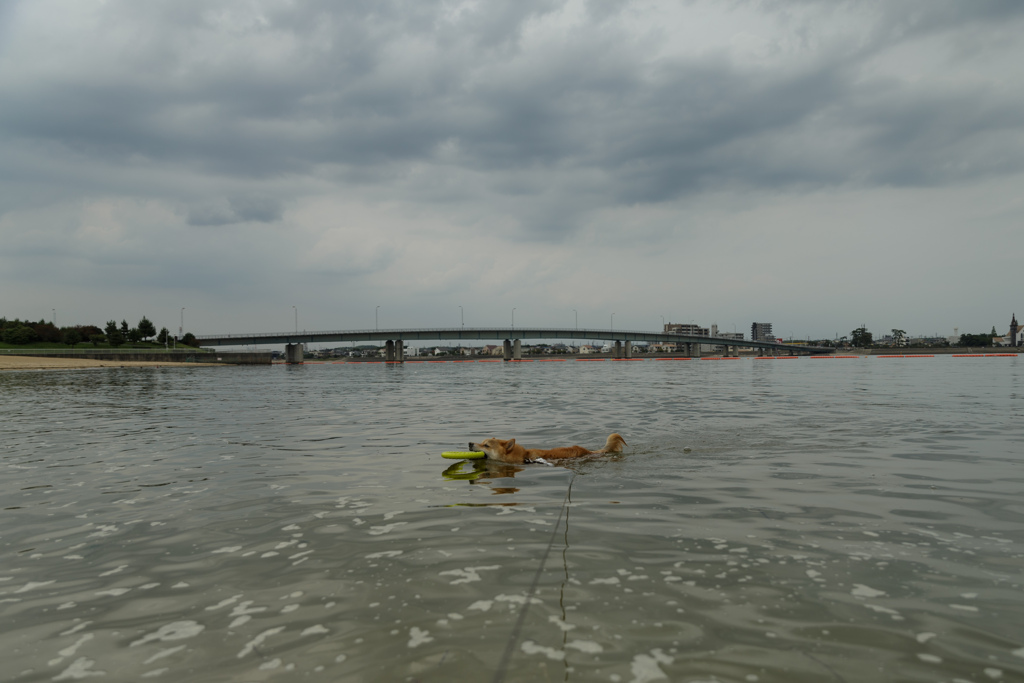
195,327,829,354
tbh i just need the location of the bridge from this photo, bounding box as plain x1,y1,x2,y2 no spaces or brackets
195,327,830,363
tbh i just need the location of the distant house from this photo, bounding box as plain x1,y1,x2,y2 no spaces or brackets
579,345,599,354
994,314,1021,347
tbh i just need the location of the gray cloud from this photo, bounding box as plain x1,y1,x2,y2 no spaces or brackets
2,0,1023,337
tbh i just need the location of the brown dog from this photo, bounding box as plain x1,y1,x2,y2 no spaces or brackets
469,433,626,465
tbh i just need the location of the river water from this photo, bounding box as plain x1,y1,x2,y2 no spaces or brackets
2,357,1023,683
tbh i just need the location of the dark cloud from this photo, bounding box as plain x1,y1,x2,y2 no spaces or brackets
1,0,1023,238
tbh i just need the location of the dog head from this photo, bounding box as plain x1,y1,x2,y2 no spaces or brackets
470,438,518,462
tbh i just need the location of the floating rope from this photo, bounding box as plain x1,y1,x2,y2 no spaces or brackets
491,472,577,683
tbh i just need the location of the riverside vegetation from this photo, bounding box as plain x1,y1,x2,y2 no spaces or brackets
0,316,198,350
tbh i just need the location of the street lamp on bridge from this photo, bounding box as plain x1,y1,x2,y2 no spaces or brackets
511,308,516,328
375,305,380,331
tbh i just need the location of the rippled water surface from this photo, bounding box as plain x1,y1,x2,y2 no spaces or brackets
2,357,1024,682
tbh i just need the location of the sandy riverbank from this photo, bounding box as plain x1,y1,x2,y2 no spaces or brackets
0,356,221,371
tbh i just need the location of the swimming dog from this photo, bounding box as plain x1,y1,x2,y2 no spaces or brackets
469,433,626,465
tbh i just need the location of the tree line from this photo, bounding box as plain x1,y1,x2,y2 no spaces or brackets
0,316,197,348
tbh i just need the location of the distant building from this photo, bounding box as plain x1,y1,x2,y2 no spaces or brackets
994,314,1021,347
664,322,709,336
751,322,774,342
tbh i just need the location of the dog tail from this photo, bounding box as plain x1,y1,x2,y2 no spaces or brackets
600,433,627,454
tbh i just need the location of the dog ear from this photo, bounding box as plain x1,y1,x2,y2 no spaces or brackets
506,439,515,450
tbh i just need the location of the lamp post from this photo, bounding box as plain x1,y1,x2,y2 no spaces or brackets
610,313,615,331
660,315,664,330
52,309,56,327
573,309,578,330
293,305,298,333
375,305,380,331
180,308,185,339
459,306,464,328
512,308,516,329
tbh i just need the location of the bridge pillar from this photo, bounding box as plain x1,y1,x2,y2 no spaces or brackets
503,339,512,361
285,343,304,364
613,341,622,358
385,340,395,362
689,342,700,358
396,340,404,362
624,341,632,358
513,339,522,360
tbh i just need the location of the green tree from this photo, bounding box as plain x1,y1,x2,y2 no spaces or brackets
2,324,39,345
959,333,992,348
138,316,156,340
89,334,105,347
850,327,873,347
105,321,125,347
891,329,907,347
127,327,143,343
120,320,130,338
62,329,82,347
157,327,169,345
181,332,197,347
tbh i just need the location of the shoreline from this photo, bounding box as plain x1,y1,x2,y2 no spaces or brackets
0,356,221,371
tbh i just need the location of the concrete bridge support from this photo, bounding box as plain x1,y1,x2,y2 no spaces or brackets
385,340,395,362
613,341,622,359
513,339,522,360
396,341,404,362
625,341,632,358
503,339,512,360
285,343,304,364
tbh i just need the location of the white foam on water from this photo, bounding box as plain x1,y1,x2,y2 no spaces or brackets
52,656,105,680
383,511,403,520
98,566,128,577
95,588,131,597
438,566,499,585
495,594,542,605
365,551,403,559
15,580,55,593
407,627,433,648
301,625,329,636
211,546,242,554
60,622,92,636
1012,647,1024,659
368,522,407,536
917,653,942,663
629,648,674,683
171,582,189,589
206,595,243,611
950,604,979,612
130,621,205,647
548,615,575,632
281,524,300,531
143,645,186,665
139,584,160,590
851,584,886,598
520,641,564,660
916,632,936,644
468,600,492,612
566,640,603,654
140,668,168,678
49,634,94,666
237,627,285,658
281,604,299,613
258,658,282,670
589,577,620,585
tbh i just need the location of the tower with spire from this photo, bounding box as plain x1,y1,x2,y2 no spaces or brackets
1011,313,1019,347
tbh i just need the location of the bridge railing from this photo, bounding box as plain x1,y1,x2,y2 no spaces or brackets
197,326,761,340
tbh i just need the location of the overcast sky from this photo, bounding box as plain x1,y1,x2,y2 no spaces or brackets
2,0,1023,341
